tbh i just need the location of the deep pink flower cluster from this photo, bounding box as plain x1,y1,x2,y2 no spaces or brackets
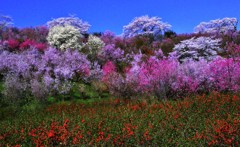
102,56,240,99
5,39,48,51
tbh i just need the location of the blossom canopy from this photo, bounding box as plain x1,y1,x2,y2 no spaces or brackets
194,17,238,34
123,15,172,38
47,16,90,34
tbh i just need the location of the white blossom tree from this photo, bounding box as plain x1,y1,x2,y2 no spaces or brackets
194,17,238,34
170,37,222,62
86,35,105,54
0,14,13,29
47,16,90,34
47,25,82,51
123,15,171,38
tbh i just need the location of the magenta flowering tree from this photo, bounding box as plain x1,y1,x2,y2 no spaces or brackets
100,54,240,99
226,42,240,60
102,61,116,84
123,15,171,38
172,59,211,94
5,39,19,50
101,61,138,99
4,39,48,52
206,58,240,92
126,57,178,99
194,17,238,35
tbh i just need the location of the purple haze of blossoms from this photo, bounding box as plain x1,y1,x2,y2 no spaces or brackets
0,48,91,100
98,44,125,63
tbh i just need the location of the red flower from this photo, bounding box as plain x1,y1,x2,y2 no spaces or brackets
144,130,151,141
81,119,85,123
63,119,70,127
48,130,54,138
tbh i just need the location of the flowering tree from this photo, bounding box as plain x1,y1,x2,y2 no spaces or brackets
194,17,238,34
225,42,240,60
102,61,137,99
47,16,90,34
0,14,13,30
98,44,125,63
0,14,13,40
47,25,82,51
170,37,222,62
0,48,91,102
100,31,116,45
123,15,171,38
85,35,105,59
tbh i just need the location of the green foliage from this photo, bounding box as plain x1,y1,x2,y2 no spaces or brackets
69,82,109,100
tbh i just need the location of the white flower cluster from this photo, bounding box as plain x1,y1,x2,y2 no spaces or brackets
47,16,90,34
170,37,222,62
86,35,105,55
47,25,82,51
194,17,237,34
0,14,13,29
123,15,171,38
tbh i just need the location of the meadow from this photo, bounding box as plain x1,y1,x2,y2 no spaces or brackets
1,93,239,146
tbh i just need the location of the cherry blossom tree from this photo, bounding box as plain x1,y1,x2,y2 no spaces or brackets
194,17,238,35
0,14,13,29
170,37,222,62
123,15,171,38
47,16,90,34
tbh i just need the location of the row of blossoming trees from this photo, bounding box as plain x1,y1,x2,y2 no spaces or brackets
0,14,240,105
